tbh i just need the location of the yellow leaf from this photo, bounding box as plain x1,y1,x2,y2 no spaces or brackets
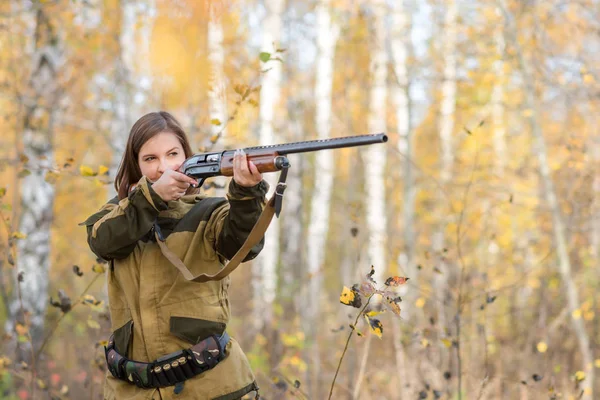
537,341,548,353
0,188,6,197
339,286,361,308
415,298,425,308
594,359,600,368
97,340,109,347
583,74,595,84
574,370,586,382
15,323,28,336
0,356,11,369
420,338,429,348
584,311,595,321
11,232,27,239
98,165,109,175
45,170,60,184
36,378,47,390
59,385,69,395
441,338,453,348
92,264,106,274
364,315,383,338
210,118,222,126
79,165,97,177
572,309,582,320
87,319,100,330
365,310,385,318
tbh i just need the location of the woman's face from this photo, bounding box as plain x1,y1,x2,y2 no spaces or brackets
138,132,187,182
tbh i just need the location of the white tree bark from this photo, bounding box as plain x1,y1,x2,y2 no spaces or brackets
304,0,339,394
109,0,157,196
10,5,63,349
498,2,595,398
439,0,457,185
365,0,388,289
390,1,413,398
208,5,228,197
433,0,457,342
253,0,285,332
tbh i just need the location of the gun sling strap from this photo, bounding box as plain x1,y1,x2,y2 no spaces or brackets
154,165,289,283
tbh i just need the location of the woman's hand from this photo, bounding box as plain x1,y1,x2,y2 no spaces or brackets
151,170,198,201
233,149,263,187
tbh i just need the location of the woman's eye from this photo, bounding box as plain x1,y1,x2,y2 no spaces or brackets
169,152,178,156
145,157,155,162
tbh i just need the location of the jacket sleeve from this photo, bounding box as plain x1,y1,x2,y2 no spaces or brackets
80,176,168,260
211,179,269,262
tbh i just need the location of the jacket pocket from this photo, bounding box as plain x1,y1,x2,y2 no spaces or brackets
170,316,225,345
113,319,133,356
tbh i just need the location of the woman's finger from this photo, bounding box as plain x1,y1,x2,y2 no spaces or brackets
248,161,261,178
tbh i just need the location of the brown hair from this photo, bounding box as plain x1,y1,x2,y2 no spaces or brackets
115,111,197,200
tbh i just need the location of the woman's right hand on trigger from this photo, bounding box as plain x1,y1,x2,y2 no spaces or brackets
151,170,198,201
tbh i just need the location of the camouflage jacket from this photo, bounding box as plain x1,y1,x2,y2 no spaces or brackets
82,176,267,400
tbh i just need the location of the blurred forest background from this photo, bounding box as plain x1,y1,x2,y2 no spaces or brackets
0,0,599,399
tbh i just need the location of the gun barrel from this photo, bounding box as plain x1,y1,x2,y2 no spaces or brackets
242,132,388,155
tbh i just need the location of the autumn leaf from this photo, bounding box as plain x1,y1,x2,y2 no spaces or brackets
364,315,383,338
36,379,47,390
366,265,376,284
72,265,83,277
259,52,271,62
18,169,31,178
87,318,100,330
49,289,72,313
574,371,586,382
92,263,106,274
210,118,222,126
441,338,453,348
98,165,109,175
357,282,375,297
365,310,385,318
79,165,97,177
339,286,362,308
0,187,6,198
15,323,28,336
384,298,401,316
11,231,27,239
82,294,102,307
44,170,60,184
537,342,548,353
0,356,11,369
384,276,409,286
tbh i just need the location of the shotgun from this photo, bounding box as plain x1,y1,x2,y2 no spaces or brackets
180,133,388,187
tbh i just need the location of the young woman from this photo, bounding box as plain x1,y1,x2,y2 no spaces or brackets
82,111,265,400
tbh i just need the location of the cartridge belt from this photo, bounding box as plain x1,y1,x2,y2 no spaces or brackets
104,332,230,389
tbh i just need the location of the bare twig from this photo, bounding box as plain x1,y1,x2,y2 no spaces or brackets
329,296,373,400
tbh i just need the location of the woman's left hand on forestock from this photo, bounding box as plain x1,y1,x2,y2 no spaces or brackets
233,149,263,187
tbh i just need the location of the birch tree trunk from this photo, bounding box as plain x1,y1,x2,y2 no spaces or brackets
253,0,285,333
110,0,156,196
499,2,595,398
208,4,228,196
433,0,457,370
10,5,63,351
390,1,413,398
365,0,388,288
304,0,339,395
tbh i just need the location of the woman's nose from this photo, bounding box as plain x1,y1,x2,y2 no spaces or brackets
158,159,168,174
